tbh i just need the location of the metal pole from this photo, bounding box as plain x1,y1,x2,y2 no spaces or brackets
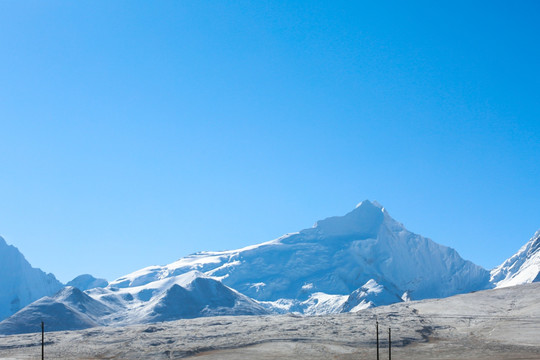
41,321,44,360
388,327,391,360
376,321,379,360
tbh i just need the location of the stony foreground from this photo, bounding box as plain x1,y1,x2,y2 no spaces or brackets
0,283,539,359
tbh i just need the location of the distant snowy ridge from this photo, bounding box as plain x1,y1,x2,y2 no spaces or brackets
491,229,540,288
0,271,268,334
67,274,108,291
0,286,113,335
260,279,403,315
0,236,63,321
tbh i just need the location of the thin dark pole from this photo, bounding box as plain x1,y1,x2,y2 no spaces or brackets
388,327,391,360
376,321,379,360
41,321,44,360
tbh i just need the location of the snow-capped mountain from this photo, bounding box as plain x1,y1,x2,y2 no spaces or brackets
110,201,490,304
0,287,113,335
12,200,536,336
0,236,63,321
0,271,268,334
67,274,108,291
490,230,540,288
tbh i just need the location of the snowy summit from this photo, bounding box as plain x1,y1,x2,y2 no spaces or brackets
109,200,490,312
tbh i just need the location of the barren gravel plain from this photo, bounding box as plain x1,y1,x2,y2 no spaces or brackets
1,283,539,359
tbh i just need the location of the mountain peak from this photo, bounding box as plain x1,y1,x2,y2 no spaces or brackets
355,199,383,209
67,274,109,291
312,200,385,238
355,199,373,208
0,236,16,251
106,200,490,303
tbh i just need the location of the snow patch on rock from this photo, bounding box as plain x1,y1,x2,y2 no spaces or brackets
491,230,540,288
342,279,403,312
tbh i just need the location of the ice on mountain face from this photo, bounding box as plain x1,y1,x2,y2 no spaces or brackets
263,280,404,315
0,236,63,321
258,293,349,315
300,293,348,315
107,200,490,306
491,230,540,288
401,291,411,302
0,287,113,335
67,274,108,291
342,279,403,312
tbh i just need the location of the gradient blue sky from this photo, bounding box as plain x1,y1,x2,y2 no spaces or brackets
1,1,539,283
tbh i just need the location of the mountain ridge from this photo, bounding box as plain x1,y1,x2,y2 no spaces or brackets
0,236,64,321
1,200,538,335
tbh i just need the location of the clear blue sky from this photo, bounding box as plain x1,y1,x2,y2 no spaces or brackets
0,1,538,283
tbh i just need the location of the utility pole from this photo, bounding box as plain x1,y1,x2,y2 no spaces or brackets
388,327,391,360
376,321,379,360
41,321,44,360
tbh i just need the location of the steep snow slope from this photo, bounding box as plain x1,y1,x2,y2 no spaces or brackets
341,279,403,312
67,274,108,291
110,201,490,303
0,287,112,335
491,229,540,288
0,236,63,320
